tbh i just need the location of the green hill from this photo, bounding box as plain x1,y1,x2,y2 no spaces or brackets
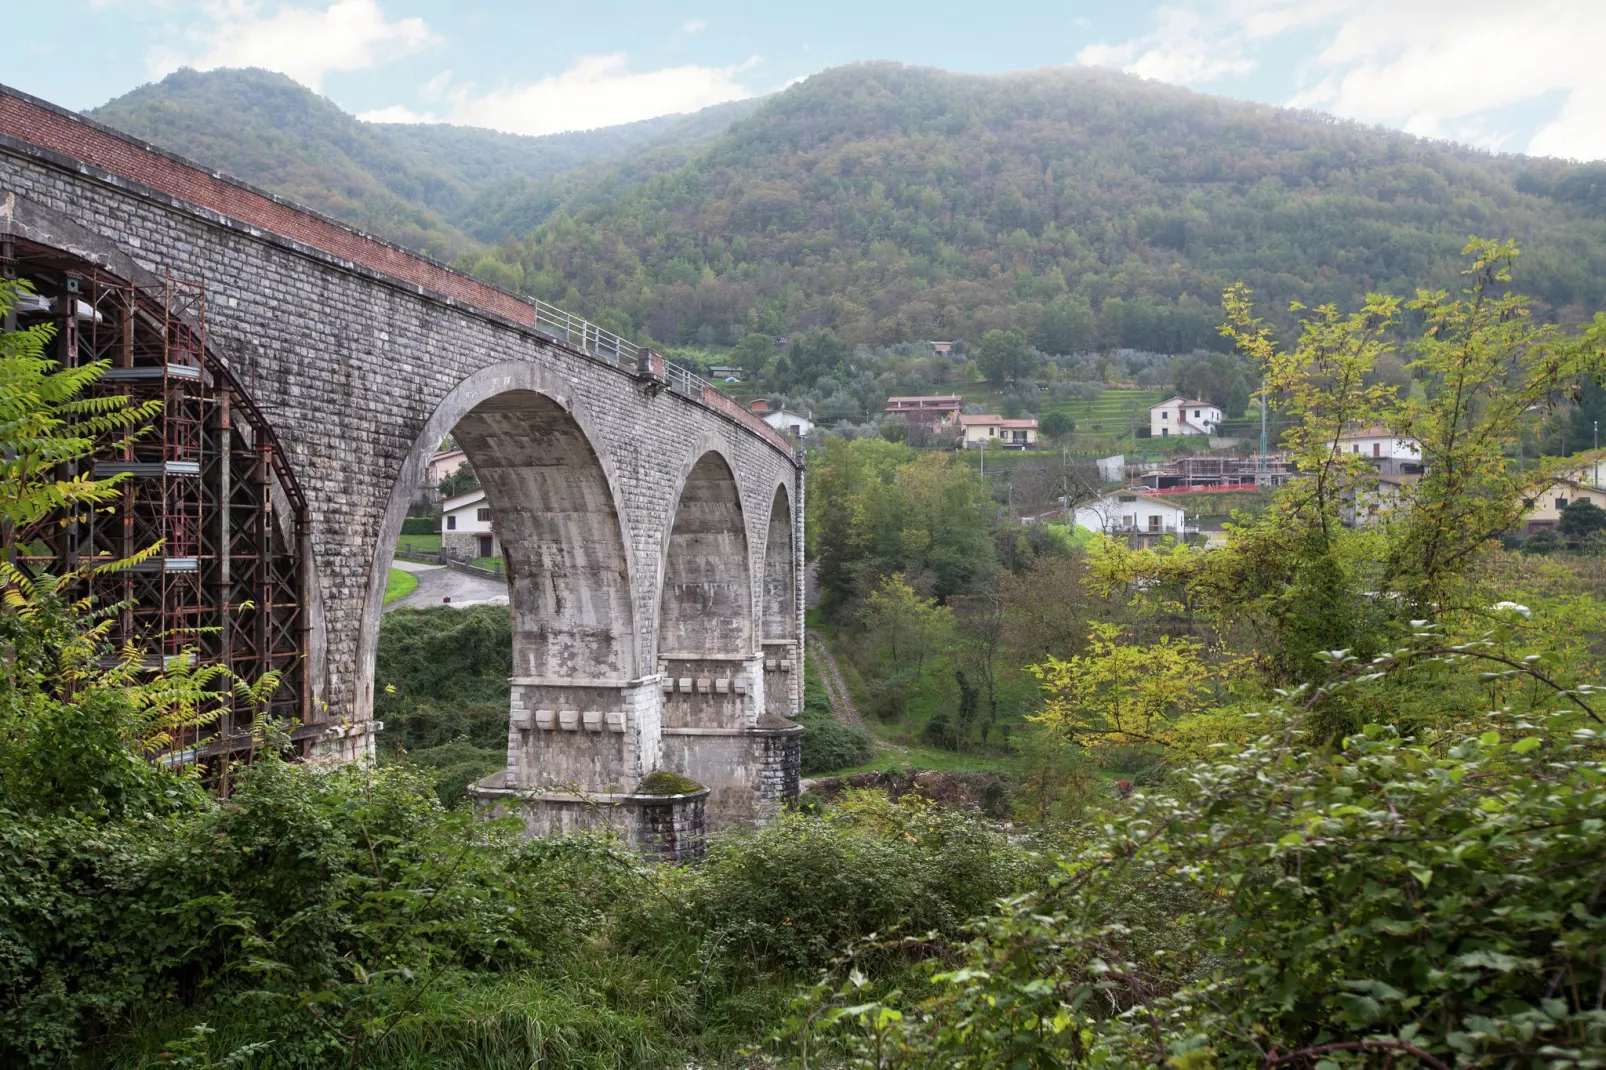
85,63,1606,359
88,68,760,260
484,62,1606,349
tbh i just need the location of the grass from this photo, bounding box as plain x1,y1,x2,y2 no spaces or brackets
813,622,1022,777
384,567,418,604
398,532,441,553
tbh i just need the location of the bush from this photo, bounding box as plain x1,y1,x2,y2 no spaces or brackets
623,793,1025,973
0,756,645,1066
795,678,872,774
400,516,437,536
785,713,1606,1066
1523,527,1561,554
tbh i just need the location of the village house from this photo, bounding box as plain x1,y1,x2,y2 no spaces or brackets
1521,478,1606,533
1149,397,1223,437
440,488,499,561
885,394,964,428
1073,489,1191,545
958,413,1038,448
763,408,816,438
1335,427,1424,475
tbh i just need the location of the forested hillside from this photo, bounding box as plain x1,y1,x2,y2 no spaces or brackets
87,63,1606,356
490,63,1606,349
89,68,759,259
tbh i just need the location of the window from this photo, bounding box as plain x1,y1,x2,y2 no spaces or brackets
477,508,491,522
1118,495,1137,502
1160,411,1168,419
1352,444,1359,453
989,427,996,436
447,515,457,530
1194,409,1201,418
1373,442,1381,457
1557,498,1569,509
1148,515,1161,532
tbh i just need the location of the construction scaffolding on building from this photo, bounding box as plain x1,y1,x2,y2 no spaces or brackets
2,236,313,770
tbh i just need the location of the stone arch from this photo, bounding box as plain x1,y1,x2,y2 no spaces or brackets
761,483,796,643
356,361,636,724
656,450,753,660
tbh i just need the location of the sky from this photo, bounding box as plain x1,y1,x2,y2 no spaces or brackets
7,0,1604,160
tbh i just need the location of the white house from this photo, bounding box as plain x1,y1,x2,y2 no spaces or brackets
958,414,1038,448
1149,398,1222,437
441,488,498,560
1335,427,1423,475
763,408,816,438
1073,489,1190,542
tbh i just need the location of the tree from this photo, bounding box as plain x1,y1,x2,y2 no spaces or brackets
977,328,1036,383
1559,499,1606,539
1038,410,1075,442
438,460,480,499
1028,622,1210,752
732,330,776,382
857,573,952,680
1032,293,1095,355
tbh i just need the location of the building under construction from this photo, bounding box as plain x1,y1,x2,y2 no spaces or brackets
3,236,309,766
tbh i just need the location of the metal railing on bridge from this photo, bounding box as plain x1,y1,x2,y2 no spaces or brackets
529,298,795,455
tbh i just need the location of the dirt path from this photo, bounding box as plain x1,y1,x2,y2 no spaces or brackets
808,631,911,757
806,629,864,728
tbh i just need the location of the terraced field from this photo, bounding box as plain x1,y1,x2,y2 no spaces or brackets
908,383,1167,456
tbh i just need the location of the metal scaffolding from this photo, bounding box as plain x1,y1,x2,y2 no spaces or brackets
2,236,312,767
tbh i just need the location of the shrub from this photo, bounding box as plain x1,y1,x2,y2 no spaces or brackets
1523,527,1561,554
623,793,1025,973
400,516,437,536
783,713,1606,1066
795,679,872,774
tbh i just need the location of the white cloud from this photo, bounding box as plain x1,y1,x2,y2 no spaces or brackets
356,103,441,124
420,69,452,101
1076,0,1606,160
418,53,757,137
147,0,437,91
1076,6,1254,85
682,18,707,34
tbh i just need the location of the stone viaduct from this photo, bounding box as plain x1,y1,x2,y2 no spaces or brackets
0,85,805,856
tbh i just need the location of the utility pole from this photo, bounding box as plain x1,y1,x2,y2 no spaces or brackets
1259,378,1268,474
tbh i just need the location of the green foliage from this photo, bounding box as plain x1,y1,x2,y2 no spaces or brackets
808,438,998,610
0,279,162,540
977,328,1036,383
437,459,480,499
624,793,1026,974
1524,527,1562,554
399,516,436,536
777,709,1606,1067
1037,409,1075,440
1560,498,1606,538
482,64,1606,349
374,605,512,800
637,770,704,795
796,675,873,774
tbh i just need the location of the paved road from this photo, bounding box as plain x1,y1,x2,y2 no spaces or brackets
386,559,507,613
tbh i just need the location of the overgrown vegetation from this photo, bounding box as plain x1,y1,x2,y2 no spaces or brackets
9,212,1606,1066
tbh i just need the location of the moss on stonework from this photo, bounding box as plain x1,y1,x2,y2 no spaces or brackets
637,770,704,796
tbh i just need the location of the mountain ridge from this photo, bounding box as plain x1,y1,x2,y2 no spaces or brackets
83,63,1606,353
89,67,762,260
